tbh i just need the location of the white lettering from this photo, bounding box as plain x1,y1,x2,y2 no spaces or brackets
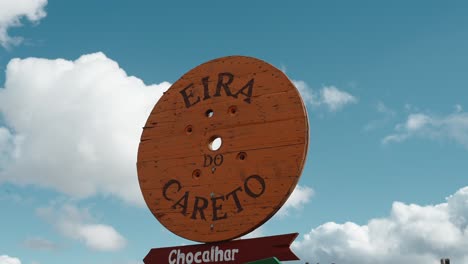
215,246,223,262
169,250,177,264
232,249,239,260
186,252,193,264
224,249,231,261
194,252,202,263
167,247,240,263
202,250,210,262
177,250,185,264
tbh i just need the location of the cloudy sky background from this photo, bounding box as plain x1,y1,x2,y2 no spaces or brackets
1,1,468,264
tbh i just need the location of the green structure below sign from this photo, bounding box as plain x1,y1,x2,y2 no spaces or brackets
246,257,282,264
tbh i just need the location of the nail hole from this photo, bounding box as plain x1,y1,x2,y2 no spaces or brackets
185,125,193,135
228,106,238,116
205,109,214,118
192,169,201,179
237,152,247,161
208,136,222,151
211,167,216,173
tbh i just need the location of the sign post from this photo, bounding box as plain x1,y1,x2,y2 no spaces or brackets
137,56,308,262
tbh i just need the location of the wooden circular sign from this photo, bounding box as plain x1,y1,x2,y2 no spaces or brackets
137,56,308,243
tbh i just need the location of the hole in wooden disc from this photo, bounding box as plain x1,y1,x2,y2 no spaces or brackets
192,169,201,179
228,105,238,116
208,136,222,151
205,109,214,118
237,152,247,160
185,125,193,135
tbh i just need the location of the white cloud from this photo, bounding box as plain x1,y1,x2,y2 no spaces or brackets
376,101,396,116
293,81,357,111
37,203,127,251
292,186,468,264
406,113,431,131
0,0,47,48
320,86,358,111
364,102,396,131
78,224,126,251
0,53,170,205
0,255,21,264
277,185,314,217
0,127,15,170
241,226,265,239
383,108,468,148
23,237,59,251
293,80,317,106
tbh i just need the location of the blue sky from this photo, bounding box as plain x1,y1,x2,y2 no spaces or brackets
1,1,468,264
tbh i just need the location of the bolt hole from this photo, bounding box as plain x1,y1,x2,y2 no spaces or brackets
205,109,214,118
208,136,222,151
228,106,238,116
185,125,193,135
237,152,247,161
192,169,201,179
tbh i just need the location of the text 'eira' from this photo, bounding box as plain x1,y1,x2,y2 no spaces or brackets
179,72,254,108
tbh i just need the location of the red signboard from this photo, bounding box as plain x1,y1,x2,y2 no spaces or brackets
144,233,299,264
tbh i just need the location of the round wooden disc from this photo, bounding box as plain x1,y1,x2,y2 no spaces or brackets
137,56,308,243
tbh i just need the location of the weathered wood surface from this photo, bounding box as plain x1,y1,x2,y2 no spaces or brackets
137,56,309,242
144,233,298,264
